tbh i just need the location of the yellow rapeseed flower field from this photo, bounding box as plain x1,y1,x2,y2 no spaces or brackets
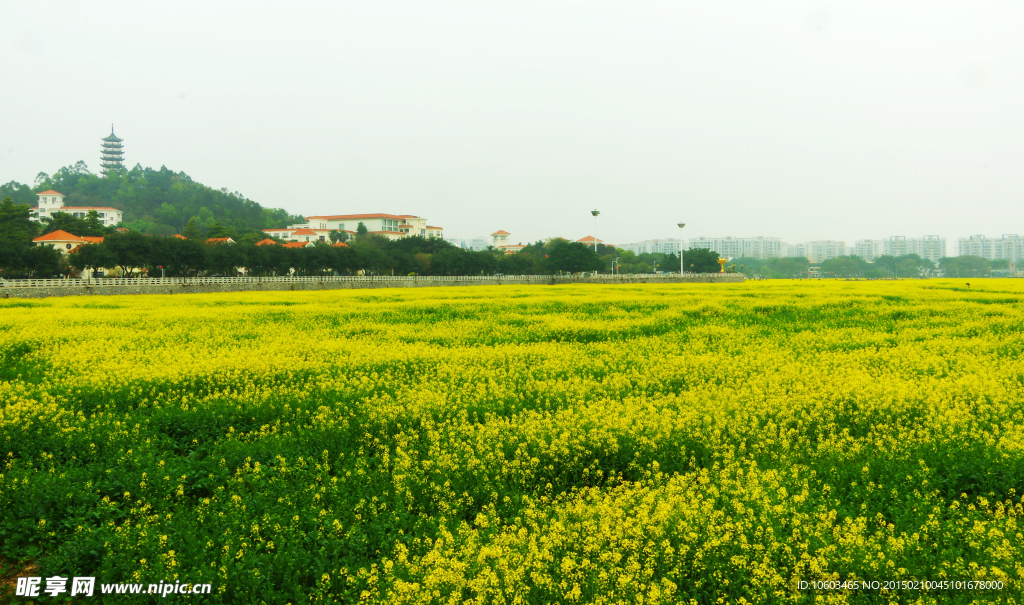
1,280,1022,603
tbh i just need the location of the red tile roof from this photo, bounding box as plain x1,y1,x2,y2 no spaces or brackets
206,237,234,244
576,236,603,243
81,236,104,243
255,238,278,246
331,242,349,247
33,230,85,243
306,213,408,220
61,206,120,211
36,190,64,196
173,234,188,239
282,241,311,248
426,226,443,230
291,228,319,236
491,230,510,236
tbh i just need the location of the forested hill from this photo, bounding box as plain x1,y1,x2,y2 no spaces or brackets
0,161,303,236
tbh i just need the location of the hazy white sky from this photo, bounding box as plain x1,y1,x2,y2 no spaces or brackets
2,1,1022,247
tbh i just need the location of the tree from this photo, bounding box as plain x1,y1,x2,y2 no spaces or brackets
0,196,40,276
683,248,722,273
329,229,349,244
939,256,989,278
0,196,39,246
769,257,810,278
22,245,62,277
182,217,202,240
546,241,602,274
356,222,369,237
104,231,152,277
41,210,107,237
69,243,115,277
206,240,245,275
205,221,232,239
821,256,866,278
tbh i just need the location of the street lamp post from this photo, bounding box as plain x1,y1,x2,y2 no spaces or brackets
591,210,600,254
677,223,686,274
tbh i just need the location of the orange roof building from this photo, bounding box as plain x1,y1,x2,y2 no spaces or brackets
255,238,278,246
206,237,235,244
32,230,93,254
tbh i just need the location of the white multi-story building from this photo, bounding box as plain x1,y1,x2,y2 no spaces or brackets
992,235,1023,263
289,214,444,241
958,235,993,259
687,236,783,259
853,240,885,261
263,228,337,243
801,240,846,263
913,235,946,263
491,230,511,248
619,238,686,256
958,234,1023,262
31,190,123,228
782,242,805,258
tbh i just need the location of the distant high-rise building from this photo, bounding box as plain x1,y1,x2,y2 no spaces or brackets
958,234,1022,262
686,236,783,259
802,240,846,263
992,235,1023,263
619,238,685,256
100,125,125,176
884,236,910,257
881,236,946,262
854,239,885,261
914,235,946,263
958,235,993,259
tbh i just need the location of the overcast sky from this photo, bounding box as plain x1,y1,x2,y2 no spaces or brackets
2,1,1022,248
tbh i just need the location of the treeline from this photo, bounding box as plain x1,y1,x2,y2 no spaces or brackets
0,161,303,236
732,254,1011,278
605,248,723,274
1,197,610,277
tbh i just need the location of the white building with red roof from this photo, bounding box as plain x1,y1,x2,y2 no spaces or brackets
32,190,123,227
491,230,511,248
262,227,338,243
285,214,444,241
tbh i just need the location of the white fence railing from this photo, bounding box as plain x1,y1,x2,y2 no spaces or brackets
0,273,740,288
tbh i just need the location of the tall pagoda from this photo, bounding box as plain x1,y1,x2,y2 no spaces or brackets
100,125,125,176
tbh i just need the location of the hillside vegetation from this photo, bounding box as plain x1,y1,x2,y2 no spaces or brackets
1,161,302,236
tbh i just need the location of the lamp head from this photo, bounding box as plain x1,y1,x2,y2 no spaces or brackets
591,210,600,217
677,222,685,229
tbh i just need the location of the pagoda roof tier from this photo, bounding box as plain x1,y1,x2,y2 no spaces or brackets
102,126,123,142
